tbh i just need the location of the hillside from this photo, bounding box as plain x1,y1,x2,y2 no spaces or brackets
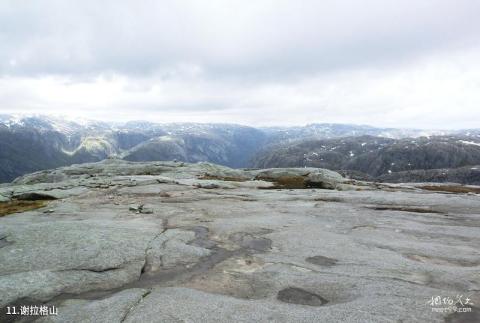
251,135,480,183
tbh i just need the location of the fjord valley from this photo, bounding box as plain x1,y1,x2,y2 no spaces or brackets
1,115,480,185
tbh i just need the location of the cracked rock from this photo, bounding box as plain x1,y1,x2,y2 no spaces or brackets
144,229,211,273
0,159,478,322
37,288,150,323
0,220,161,306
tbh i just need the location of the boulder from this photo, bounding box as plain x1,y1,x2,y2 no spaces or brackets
252,168,345,189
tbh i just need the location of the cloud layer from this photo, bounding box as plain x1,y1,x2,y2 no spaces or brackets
1,0,479,128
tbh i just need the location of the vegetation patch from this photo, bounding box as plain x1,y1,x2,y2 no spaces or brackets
0,200,48,217
367,205,442,214
199,174,248,182
13,192,57,201
257,175,309,189
420,185,480,194
314,197,344,202
257,175,333,189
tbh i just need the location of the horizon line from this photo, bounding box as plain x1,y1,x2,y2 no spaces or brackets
1,112,477,131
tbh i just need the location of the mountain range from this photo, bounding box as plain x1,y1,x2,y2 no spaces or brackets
251,135,480,184
1,114,479,184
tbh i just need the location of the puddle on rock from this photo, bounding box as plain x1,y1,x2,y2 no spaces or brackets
306,255,338,267
229,232,272,252
277,287,328,306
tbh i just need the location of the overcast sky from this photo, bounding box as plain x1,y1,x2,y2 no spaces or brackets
1,0,479,129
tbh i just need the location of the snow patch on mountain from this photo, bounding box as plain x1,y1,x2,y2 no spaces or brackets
458,140,480,146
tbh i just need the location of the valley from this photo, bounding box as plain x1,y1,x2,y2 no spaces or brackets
1,115,480,185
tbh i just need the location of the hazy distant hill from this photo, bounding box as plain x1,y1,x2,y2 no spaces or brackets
1,115,479,184
259,123,451,143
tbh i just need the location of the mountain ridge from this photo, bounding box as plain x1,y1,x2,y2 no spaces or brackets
1,114,480,183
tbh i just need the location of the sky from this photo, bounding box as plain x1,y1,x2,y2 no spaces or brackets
1,0,479,129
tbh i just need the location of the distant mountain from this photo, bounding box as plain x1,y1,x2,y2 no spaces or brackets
0,115,266,182
121,125,265,168
376,165,480,185
1,114,479,184
251,135,480,183
260,123,452,143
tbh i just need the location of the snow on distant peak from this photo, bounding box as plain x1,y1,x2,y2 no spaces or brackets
0,114,114,134
0,114,26,128
458,140,480,147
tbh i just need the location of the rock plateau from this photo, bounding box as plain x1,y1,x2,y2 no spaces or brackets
0,159,478,322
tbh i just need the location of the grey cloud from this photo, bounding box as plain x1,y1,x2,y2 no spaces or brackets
1,0,479,79
1,0,480,129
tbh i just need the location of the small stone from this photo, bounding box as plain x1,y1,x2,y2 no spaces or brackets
129,204,143,213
